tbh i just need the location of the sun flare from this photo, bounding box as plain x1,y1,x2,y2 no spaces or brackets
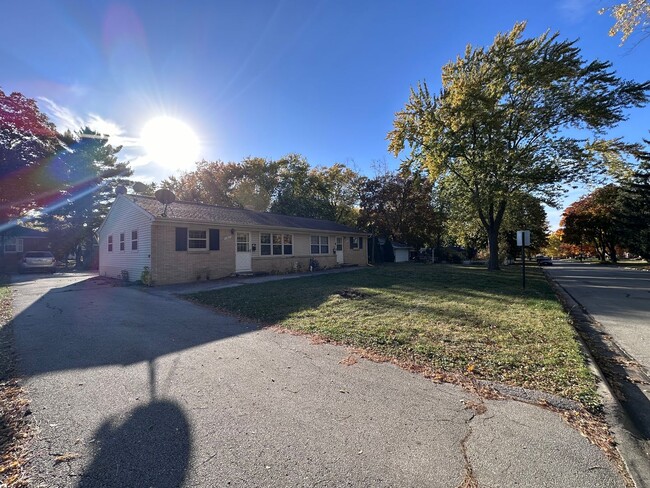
140,116,200,172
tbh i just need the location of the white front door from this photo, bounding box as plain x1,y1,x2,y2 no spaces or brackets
235,232,252,273
335,236,344,264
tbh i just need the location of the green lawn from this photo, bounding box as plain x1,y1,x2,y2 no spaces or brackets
189,263,599,409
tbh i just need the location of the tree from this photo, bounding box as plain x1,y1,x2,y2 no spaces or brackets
388,22,650,270
499,193,549,259
562,185,624,263
357,170,442,249
0,88,59,223
43,127,132,268
441,180,548,261
600,1,650,45
617,142,650,259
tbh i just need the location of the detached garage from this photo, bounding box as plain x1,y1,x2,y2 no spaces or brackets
99,194,368,285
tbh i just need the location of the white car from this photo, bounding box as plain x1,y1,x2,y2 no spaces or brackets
20,251,56,273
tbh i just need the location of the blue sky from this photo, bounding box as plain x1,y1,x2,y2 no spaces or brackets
2,0,648,229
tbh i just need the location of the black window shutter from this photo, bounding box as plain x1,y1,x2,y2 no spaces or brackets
350,237,354,248
175,227,187,251
209,229,220,250
359,237,363,249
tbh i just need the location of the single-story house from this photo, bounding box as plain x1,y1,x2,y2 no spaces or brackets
99,194,368,285
0,225,50,271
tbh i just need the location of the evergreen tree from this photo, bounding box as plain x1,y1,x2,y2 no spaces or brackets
618,143,650,259
44,128,132,268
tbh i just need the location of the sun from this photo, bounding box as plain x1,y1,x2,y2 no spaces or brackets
140,116,200,172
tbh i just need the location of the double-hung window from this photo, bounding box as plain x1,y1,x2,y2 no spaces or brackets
260,233,292,256
311,236,329,254
119,233,125,251
131,230,138,251
189,230,207,250
108,235,113,252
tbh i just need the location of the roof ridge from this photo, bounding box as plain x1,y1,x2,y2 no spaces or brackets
131,194,343,224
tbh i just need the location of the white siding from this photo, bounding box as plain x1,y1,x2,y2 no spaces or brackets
394,248,410,263
99,195,153,281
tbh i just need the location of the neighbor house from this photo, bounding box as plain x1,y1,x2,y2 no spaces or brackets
99,194,368,285
392,242,414,263
0,225,50,271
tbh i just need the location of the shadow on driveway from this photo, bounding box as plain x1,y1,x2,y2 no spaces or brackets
78,398,191,488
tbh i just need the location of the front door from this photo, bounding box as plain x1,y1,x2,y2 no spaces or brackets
235,232,252,273
335,236,344,264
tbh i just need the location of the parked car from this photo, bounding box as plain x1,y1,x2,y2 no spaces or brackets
20,251,56,273
536,255,553,266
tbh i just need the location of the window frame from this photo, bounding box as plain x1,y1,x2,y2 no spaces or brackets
259,232,293,257
350,236,362,250
108,235,113,253
131,230,138,251
4,237,23,253
188,229,208,251
119,233,125,252
311,235,329,255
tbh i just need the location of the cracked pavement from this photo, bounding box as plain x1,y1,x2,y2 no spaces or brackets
10,273,624,487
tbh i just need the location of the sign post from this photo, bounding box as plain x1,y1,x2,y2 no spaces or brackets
517,230,530,289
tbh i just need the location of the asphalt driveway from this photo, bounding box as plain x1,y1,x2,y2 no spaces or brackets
10,273,624,487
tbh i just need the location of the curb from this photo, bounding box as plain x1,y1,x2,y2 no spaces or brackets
545,271,650,488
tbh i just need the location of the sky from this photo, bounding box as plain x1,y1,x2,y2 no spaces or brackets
1,0,649,230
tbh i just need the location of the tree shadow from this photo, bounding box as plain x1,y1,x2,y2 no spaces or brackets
77,398,191,488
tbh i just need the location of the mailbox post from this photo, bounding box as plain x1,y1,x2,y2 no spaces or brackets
517,230,530,289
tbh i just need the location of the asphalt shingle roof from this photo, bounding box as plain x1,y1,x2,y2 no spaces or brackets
3,225,48,238
129,195,363,234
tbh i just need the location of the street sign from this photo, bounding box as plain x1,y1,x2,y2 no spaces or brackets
517,230,530,290
517,230,531,247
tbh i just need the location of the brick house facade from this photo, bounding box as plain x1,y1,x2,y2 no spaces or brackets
99,195,368,285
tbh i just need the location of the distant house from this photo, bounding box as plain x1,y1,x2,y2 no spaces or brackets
392,242,414,263
0,225,50,271
99,195,368,285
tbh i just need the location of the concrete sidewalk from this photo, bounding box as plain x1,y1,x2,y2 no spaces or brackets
11,273,626,487
145,265,365,297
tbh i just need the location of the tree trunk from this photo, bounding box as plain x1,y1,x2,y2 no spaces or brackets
608,242,618,263
487,224,500,271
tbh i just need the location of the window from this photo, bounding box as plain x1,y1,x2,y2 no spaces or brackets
189,230,207,250
311,236,329,254
260,233,292,256
350,237,363,250
131,230,138,251
272,234,282,255
4,237,21,253
335,236,343,251
108,235,113,252
260,233,271,255
236,232,249,252
119,233,125,251
283,234,293,255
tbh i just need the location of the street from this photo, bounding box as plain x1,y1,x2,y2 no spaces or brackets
545,262,650,376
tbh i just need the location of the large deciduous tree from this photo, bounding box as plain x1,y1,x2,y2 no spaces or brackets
600,0,650,45
562,185,624,263
357,170,443,249
388,22,650,270
0,88,60,223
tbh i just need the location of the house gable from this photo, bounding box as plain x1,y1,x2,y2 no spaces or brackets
99,195,155,281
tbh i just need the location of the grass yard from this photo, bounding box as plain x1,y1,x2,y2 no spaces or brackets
190,263,599,409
